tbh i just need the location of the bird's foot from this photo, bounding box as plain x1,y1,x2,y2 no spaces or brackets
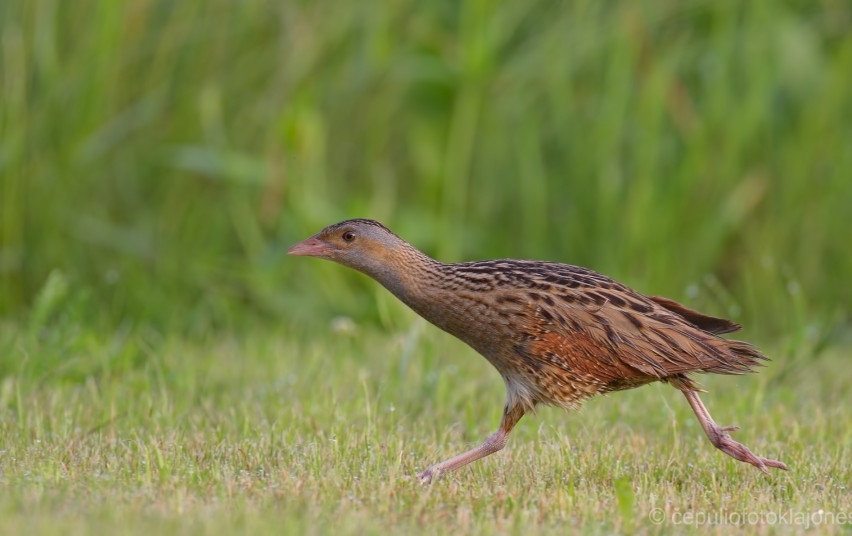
417,465,444,485
709,423,788,473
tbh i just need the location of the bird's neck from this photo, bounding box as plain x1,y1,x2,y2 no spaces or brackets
365,247,443,307
363,249,477,342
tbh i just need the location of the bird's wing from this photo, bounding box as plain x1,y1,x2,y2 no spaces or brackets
646,295,741,335
510,286,766,389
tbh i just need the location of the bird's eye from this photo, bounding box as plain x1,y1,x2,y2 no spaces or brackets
342,231,356,242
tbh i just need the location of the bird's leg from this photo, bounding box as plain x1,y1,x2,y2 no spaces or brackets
679,388,788,473
418,403,525,484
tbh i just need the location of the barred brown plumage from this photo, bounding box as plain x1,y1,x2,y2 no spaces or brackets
289,218,787,483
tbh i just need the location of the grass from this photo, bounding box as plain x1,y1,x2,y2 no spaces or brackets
1,316,849,535
1,0,851,335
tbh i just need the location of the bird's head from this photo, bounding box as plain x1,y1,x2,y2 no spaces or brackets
288,219,412,276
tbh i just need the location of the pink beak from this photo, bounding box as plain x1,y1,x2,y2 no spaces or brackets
287,236,330,257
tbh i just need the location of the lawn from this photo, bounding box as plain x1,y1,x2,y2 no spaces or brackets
1,317,848,535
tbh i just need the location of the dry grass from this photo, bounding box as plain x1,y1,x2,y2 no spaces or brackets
1,321,849,535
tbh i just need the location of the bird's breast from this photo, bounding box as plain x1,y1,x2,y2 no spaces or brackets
400,287,525,356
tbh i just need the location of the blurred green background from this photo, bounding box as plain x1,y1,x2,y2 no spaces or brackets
1,0,850,346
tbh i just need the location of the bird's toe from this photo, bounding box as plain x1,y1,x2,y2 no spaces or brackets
417,466,442,485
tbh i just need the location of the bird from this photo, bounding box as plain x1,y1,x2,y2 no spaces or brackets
288,218,787,483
